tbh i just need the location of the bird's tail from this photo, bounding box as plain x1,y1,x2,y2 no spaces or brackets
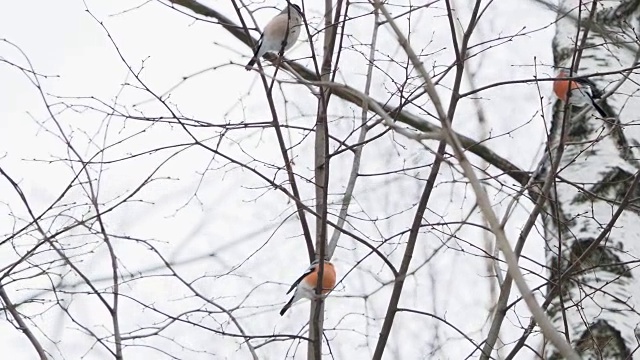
591,99,608,118
280,295,296,316
246,37,264,71
245,57,258,71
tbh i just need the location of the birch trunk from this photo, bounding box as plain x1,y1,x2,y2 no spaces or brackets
544,0,640,358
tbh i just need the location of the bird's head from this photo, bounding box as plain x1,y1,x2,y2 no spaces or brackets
284,3,303,16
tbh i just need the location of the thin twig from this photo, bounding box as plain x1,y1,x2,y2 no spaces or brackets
229,0,316,261
327,2,379,258
0,285,48,359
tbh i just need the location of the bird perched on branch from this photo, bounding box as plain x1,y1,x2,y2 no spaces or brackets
553,69,608,118
245,3,303,71
280,259,336,316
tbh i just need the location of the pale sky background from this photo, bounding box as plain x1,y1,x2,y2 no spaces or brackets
1,1,558,359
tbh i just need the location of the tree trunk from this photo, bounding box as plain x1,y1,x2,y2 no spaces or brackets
544,0,640,358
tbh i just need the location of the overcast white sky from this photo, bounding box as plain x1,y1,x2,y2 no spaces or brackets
1,1,559,359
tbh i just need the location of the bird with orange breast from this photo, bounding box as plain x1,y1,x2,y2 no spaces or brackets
280,258,336,316
553,69,608,118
